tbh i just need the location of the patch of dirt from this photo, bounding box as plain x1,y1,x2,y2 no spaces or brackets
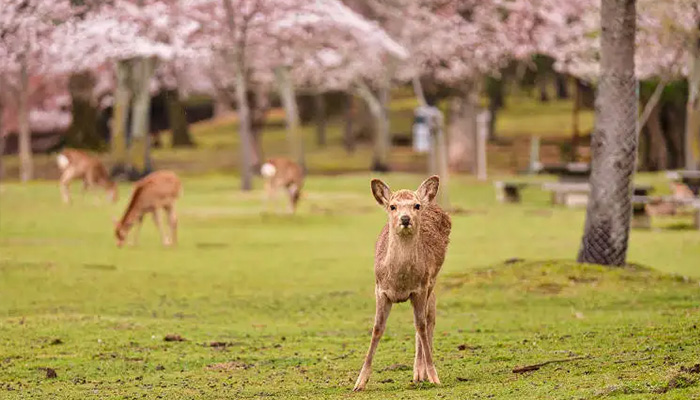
531,282,564,294
164,334,186,342
457,344,481,351
381,363,410,372
39,367,57,379
49,338,63,345
206,361,254,371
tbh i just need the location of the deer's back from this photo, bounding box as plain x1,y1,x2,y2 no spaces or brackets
133,171,181,209
269,158,304,188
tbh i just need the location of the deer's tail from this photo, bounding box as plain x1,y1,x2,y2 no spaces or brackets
260,162,276,178
56,153,70,170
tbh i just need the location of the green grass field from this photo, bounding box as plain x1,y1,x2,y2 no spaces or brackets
1,173,700,399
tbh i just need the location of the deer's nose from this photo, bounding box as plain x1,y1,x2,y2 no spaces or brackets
400,215,411,226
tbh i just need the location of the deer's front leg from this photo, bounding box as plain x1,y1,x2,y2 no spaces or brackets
59,170,75,204
411,292,440,385
353,292,392,392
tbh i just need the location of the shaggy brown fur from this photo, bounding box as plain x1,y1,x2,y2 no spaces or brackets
57,148,117,204
115,170,181,247
260,157,305,213
353,176,451,391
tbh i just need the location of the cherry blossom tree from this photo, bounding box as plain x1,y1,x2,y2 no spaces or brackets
0,0,72,181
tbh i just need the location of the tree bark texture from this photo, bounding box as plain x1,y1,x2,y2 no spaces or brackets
166,89,195,148
128,57,155,177
111,60,131,171
356,82,390,172
447,83,479,173
18,61,32,182
65,71,104,151
343,93,356,153
685,23,700,170
275,67,305,169
578,0,638,266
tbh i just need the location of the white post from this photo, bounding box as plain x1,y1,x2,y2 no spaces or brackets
529,135,541,174
476,110,490,181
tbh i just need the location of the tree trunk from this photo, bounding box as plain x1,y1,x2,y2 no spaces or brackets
578,0,637,266
18,62,32,182
355,82,389,171
65,71,104,150
555,73,569,99
572,78,581,159
646,101,667,171
315,93,327,147
0,102,4,181
685,22,700,170
166,89,195,147
275,67,304,170
111,60,131,173
486,76,504,141
234,70,254,190
343,93,356,153
250,88,269,169
447,83,479,173
128,57,155,179
663,102,685,169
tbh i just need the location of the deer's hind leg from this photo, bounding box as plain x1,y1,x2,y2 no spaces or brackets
59,169,77,204
152,209,171,246
410,292,440,385
353,292,392,391
164,204,178,246
413,290,436,382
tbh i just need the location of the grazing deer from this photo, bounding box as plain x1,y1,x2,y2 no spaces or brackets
260,157,304,213
56,148,117,204
114,170,181,247
353,176,451,391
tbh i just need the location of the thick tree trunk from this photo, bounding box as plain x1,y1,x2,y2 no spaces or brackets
447,83,479,173
65,71,104,150
646,102,667,170
275,67,305,170
0,102,4,181
663,103,685,169
343,93,356,153
555,73,569,99
315,93,327,147
356,82,390,171
234,70,254,190
18,62,32,182
249,88,269,169
486,76,504,141
128,57,155,178
685,24,700,170
111,60,131,172
166,89,195,148
578,0,638,266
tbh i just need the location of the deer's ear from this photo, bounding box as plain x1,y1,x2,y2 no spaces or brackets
417,175,440,203
370,179,391,207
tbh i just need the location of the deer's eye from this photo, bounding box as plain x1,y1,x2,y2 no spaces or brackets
389,205,397,211
414,204,421,210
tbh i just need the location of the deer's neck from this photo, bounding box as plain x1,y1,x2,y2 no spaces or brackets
385,231,422,266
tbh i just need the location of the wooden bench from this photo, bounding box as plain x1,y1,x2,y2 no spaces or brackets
632,195,700,230
541,182,590,207
494,181,531,203
541,183,654,209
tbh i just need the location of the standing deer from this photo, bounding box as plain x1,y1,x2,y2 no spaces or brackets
114,170,181,247
56,148,117,204
353,175,451,391
260,157,304,213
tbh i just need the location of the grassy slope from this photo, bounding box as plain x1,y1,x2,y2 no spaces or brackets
1,174,699,399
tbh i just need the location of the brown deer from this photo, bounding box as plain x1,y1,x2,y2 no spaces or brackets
353,175,451,391
56,148,117,204
260,157,304,213
114,170,182,247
